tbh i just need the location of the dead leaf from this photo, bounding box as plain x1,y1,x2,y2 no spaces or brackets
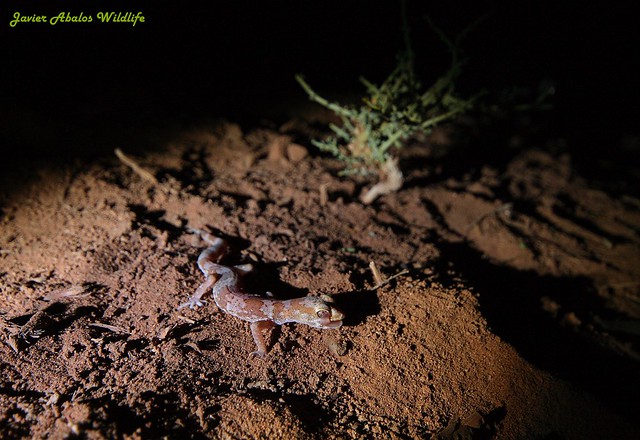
157,324,174,340
42,286,87,302
185,341,202,353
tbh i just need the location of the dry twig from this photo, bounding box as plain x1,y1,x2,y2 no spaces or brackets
89,322,129,334
369,260,409,289
369,261,385,286
319,183,329,207
115,148,158,184
176,314,197,325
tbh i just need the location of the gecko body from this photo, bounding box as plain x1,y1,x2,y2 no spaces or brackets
179,232,344,357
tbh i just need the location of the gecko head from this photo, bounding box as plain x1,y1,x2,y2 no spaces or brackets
303,295,344,329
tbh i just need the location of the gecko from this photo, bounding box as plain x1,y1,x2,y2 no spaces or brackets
179,231,344,357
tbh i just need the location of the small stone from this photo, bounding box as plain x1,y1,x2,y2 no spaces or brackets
286,143,308,163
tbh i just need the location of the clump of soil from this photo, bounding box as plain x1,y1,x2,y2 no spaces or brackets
1,121,638,439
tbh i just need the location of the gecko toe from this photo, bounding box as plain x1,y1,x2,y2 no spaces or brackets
250,350,267,359
177,299,207,310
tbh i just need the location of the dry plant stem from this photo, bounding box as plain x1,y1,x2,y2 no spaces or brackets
369,261,385,286
88,322,129,334
360,157,404,204
319,183,329,207
176,315,197,324
115,148,159,184
373,268,409,290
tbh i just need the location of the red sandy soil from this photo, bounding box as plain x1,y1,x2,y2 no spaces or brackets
1,120,638,439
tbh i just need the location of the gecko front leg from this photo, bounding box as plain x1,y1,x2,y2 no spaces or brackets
178,274,219,310
250,320,276,358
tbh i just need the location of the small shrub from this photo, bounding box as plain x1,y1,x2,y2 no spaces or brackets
296,14,483,204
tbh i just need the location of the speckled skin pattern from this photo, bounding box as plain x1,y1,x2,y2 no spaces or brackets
179,231,344,357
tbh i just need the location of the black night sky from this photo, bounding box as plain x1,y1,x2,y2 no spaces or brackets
2,1,638,171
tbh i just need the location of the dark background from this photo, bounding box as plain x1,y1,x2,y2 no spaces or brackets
2,0,638,174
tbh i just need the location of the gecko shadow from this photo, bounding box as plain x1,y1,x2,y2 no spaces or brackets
332,288,380,327
242,261,308,300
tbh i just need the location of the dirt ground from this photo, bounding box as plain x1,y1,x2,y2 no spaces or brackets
1,118,639,439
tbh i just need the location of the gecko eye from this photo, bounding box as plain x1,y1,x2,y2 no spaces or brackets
317,309,330,319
